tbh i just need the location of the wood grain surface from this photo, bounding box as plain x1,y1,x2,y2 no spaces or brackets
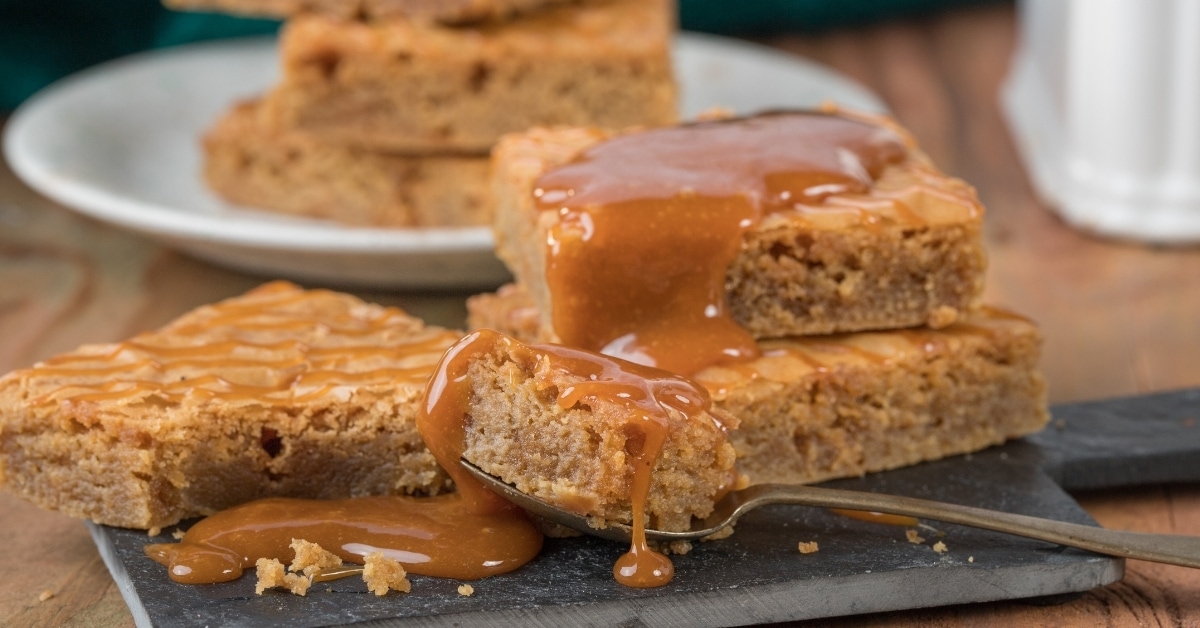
2,4,1199,626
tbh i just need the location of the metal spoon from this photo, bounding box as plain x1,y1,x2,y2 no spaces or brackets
461,460,1200,568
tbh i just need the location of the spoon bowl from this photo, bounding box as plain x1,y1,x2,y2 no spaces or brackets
461,459,1200,568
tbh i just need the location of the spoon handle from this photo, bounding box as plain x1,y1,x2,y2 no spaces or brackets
745,484,1200,568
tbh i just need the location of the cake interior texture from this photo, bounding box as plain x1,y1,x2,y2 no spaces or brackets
459,332,737,532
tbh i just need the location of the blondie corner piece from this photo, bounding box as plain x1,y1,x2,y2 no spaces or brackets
0,282,459,529
458,330,738,532
262,0,677,153
204,100,491,227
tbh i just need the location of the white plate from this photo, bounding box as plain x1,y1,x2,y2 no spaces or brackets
4,33,885,289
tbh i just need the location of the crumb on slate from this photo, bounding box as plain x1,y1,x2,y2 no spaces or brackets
363,552,411,596
290,539,343,577
255,558,311,596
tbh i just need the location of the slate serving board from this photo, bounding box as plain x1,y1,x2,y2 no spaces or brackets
91,388,1200,627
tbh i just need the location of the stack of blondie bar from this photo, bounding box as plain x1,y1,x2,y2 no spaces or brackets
468,110,1050,486
170,0,677,227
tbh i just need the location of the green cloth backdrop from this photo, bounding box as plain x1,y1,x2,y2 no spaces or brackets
0,0,1002,111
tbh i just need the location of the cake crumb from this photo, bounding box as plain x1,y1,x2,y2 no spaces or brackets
932,541,948,554
797,541,819,554
458,584,475,596
37,590,54,602
968,556,975,563
667,540,693,556
289,539,343,577
1055,419,1067,430
171,529,186,540
255,558,312,596
363,552,411,596
651,539,694,556
147,527,162,537
905,529,925,544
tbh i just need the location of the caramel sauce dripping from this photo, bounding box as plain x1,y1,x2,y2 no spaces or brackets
142,326,544,585
829,509,920,528
533,111,908,376
439,330,714,588
135,286,543,585
144,328,716,588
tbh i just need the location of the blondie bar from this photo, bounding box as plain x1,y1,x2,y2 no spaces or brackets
204,100,490,227
468,283,1049,485
262,0,676,153
454,329,737,532
491,111,987,374
0,282,458,528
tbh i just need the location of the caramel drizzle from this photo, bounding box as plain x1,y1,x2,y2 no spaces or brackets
435,330,716,588
144,328,551,586
23,283,460,406
533,111,912,376
144,329,719,587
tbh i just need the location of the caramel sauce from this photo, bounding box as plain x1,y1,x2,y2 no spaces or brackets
129,285,542,584
533,112,908,376
144,494,542,583
145,327,715,589
433,330,714,589
829,509,920,528
145,328,547,585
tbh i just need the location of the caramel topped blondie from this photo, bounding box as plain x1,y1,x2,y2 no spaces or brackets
455,329,738,534
491,111,987,374
0,282,458,528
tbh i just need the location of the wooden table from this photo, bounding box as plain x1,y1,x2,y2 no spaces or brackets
2,4,1198,626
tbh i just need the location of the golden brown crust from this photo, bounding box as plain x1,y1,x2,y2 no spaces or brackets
468,284,1049,485
0,282,457,528
204,100,491,227
261,0,677,153
490,117,987,340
